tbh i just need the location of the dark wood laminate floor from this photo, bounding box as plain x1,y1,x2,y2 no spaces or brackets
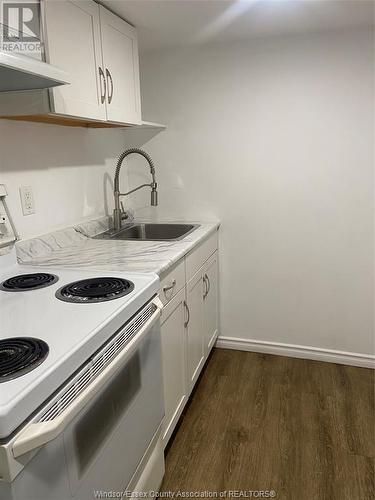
161,349,375,500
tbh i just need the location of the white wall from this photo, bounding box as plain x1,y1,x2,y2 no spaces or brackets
139,29,374,356
0,29,372,358
0,121,158,238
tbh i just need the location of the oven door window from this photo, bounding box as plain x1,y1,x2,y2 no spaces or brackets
74,352,141,474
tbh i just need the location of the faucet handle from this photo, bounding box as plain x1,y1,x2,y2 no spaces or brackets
120,202,130,221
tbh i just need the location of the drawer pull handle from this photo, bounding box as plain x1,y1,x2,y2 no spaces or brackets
163,279,176,293
184,300,190,328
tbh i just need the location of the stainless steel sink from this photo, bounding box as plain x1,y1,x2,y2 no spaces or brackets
94,223,200,241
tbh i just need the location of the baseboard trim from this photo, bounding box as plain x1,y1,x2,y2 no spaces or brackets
215,336,375,369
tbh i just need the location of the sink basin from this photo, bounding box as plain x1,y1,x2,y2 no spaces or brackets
94,223,200,241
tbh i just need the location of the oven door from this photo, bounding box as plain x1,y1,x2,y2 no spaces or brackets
1,297,164,500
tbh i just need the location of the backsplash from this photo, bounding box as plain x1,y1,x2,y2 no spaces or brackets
0,120,158,240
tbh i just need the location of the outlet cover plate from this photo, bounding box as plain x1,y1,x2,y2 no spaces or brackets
19,186,35,216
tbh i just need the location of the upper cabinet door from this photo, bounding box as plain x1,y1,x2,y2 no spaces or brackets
44,0,106,120
99,6,141,125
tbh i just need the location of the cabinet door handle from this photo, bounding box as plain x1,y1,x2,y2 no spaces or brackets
183,300,190,328
205,273,211,296
98,67,106,104
203,276,208,298
106,68,114,104
163,279,176,293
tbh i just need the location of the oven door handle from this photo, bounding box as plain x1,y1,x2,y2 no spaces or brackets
12,297,163,459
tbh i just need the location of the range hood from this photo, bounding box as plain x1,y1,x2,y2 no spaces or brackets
0,51,69,92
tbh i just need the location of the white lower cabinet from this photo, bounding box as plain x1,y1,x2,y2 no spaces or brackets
185,270,205,392
203,251,219,356
160,288,187,446
160,232,219,448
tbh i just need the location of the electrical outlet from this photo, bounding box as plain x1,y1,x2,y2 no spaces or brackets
19,186,35,216
0,213,8,237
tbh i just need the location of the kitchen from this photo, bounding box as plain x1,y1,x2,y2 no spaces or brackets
0,0,373,499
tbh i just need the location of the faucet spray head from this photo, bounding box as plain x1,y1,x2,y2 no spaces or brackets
151,188,158,206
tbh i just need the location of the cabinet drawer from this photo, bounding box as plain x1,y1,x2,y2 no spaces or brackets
159,259,186,305
185,231,218,282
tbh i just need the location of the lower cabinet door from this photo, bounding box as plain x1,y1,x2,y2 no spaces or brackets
160,289,187,446
203,251,219,356
186,270,205,392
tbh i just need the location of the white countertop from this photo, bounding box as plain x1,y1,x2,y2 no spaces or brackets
16,218,220,277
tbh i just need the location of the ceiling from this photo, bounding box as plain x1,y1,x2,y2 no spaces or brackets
101,0,374,52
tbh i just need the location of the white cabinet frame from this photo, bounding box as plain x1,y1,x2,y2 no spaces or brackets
160,232,219,448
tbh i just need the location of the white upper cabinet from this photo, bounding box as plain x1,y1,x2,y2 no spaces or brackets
45,0,106,121
0,0,149,126
99,6,142,125
33,0,142,125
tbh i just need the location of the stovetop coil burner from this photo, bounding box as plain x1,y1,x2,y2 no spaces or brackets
0,338,49,382
0,273,58,292
55,277,135,303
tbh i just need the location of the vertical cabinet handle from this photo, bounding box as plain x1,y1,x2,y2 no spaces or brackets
203,276,208,298
106,68,114,104
98,67,106,104
183,300,190,328
203,273,211,297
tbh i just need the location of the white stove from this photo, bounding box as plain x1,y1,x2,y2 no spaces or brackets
0,248,165,498
0,248,159,438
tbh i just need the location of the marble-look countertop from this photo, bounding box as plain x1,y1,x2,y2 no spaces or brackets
16,217,220,277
